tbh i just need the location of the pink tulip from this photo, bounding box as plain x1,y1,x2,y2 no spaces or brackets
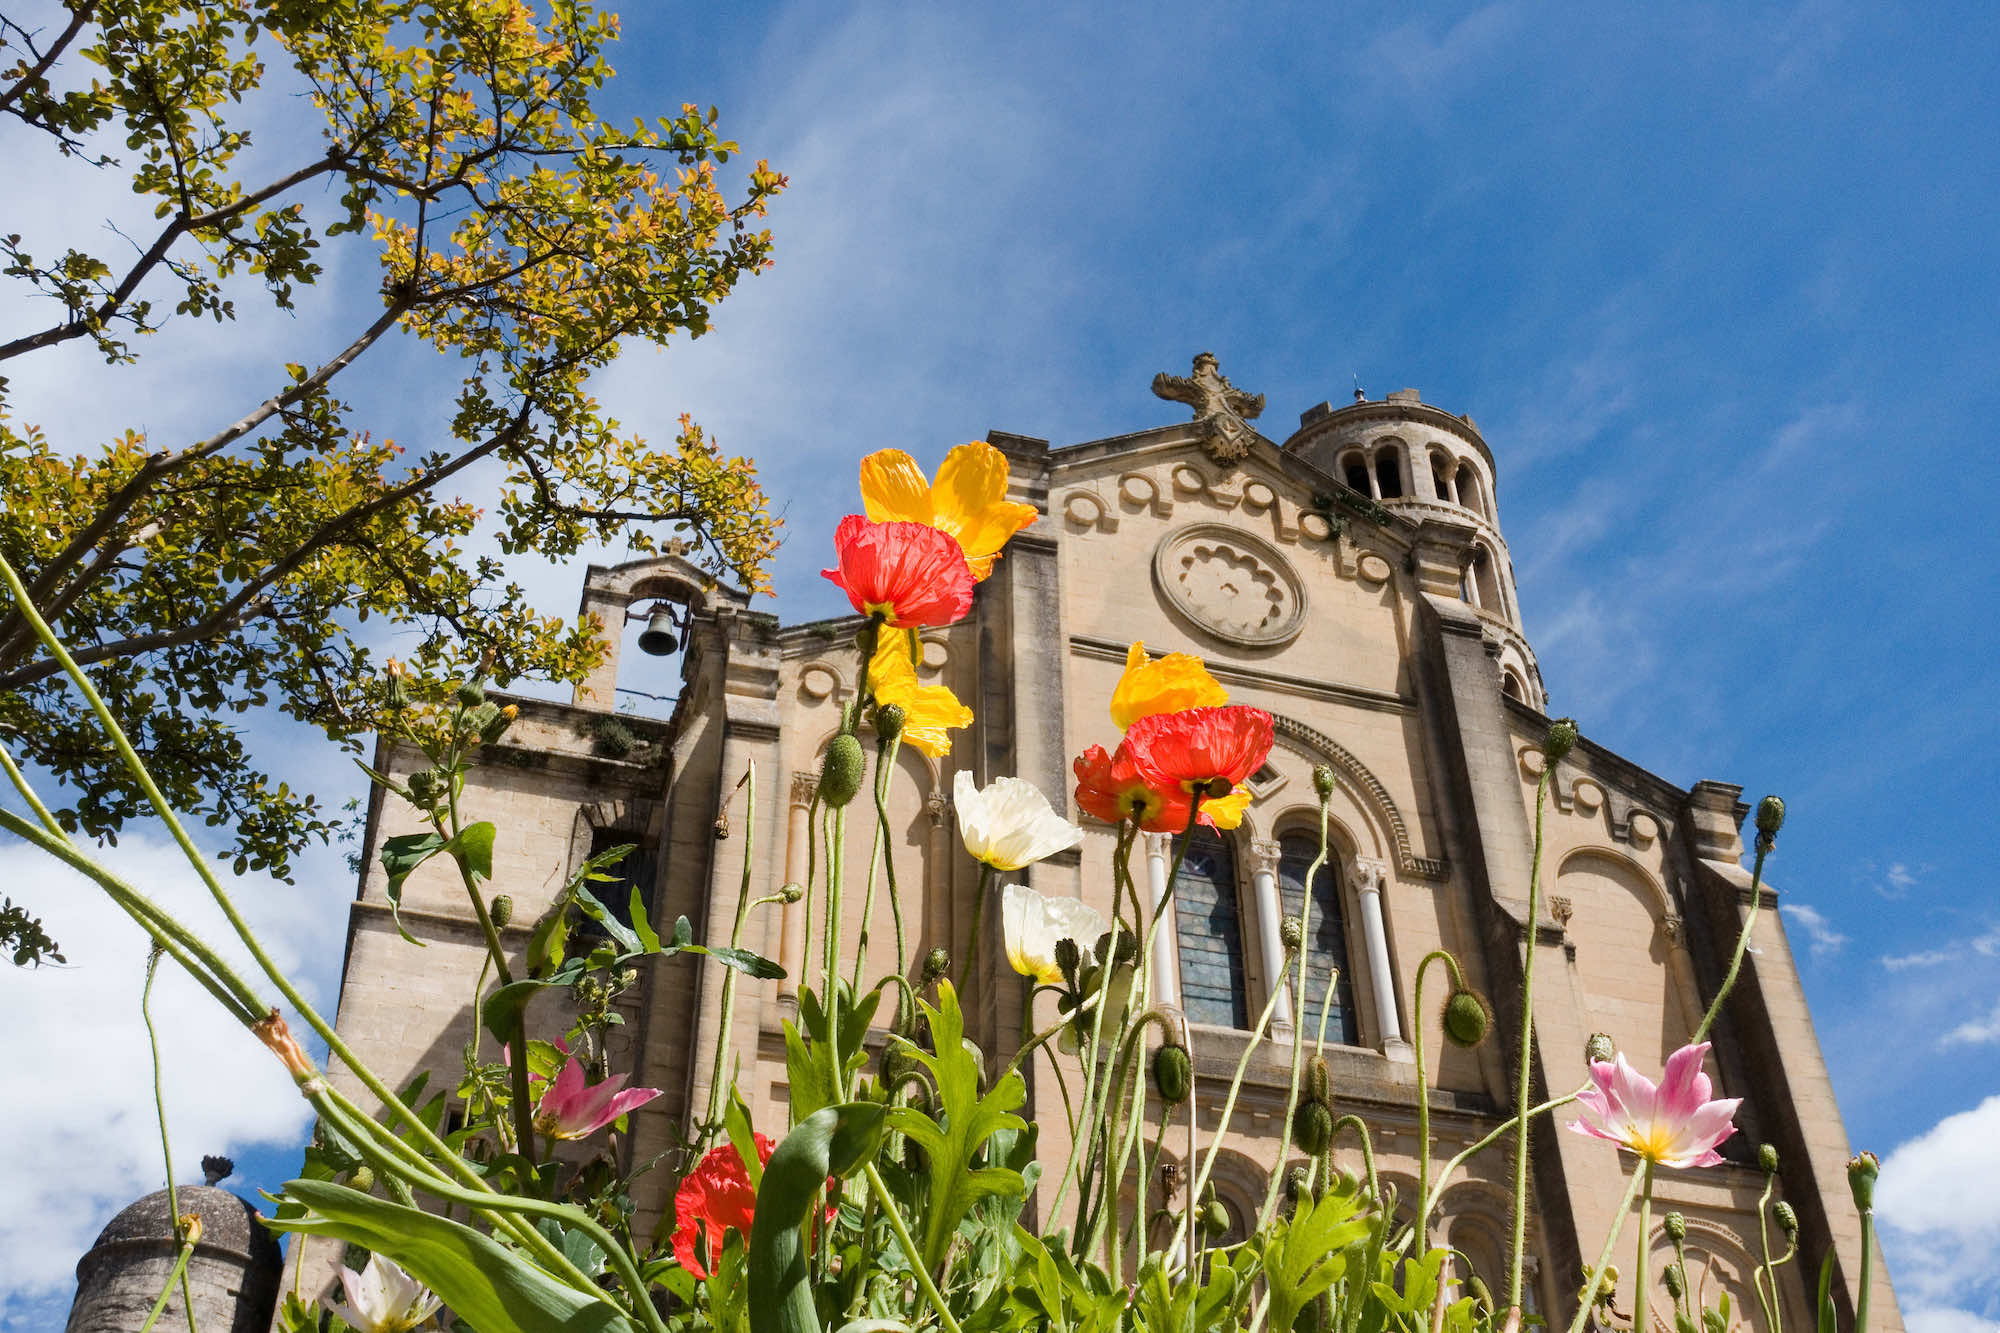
531,1052,663,1141
1569,1041,1741,1168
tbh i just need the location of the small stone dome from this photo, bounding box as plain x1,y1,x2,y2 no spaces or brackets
68,1185,282,1333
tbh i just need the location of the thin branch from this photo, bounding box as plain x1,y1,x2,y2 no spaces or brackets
0,3,95,117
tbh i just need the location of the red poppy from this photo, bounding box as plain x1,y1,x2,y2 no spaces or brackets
1124,706,1274,797
672,1134,773,1279
821,515,976,628
1073,742,1249,833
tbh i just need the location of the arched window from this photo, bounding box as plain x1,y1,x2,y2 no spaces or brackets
1501,669,1525,702
1431,451,1454,502
1175,828,1249,1028
1374,445,1405,499
1473,545,1501,612
1455,463,1483,519
1341,452,1372,497
1276,831,1360,1045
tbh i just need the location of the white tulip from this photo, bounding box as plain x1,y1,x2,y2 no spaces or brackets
954,771,1083,872
1000,882,1107,985
328,1253,442,1333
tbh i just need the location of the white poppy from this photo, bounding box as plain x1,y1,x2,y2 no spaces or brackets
954,771,1083,872
1000,882,1107,985
328,1253,442,1333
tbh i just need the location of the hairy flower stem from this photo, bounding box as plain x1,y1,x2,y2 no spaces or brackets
1635,1161,1656,1333
1178,945,1295,1258
1255,793,1328,1234
1507,763,1554,1313
0,558,575,1284
1857,1199,1875,1333
1563,1166,1650,1333
958,862,994,1002
1752,1173,1782,1333
142,949,200,1333
863,1162,965,1333
1396,1081,1592,1259
135,1236,197,1333
1411,948,1467,1246
1693,838,1772,1043
1063,824,1140,1250
705,765,758,1145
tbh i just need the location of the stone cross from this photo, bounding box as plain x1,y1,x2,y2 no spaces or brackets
1152,352,1266,466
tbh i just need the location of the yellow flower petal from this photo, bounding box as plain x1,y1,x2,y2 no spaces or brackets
859,449,935,525
931,441,1038,580
870,630,973,758
1202,787,1251,831
1109,640,1230,730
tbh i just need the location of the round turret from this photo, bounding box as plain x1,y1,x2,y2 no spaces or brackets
66,1185,282,1333
1286,388,1543,707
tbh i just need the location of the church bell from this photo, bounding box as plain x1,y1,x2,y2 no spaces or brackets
637,606,680,656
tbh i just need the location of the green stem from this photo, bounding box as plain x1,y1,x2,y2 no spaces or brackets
1179,943,1296,1254
864,1162,965,1333
877,735,908,1017
1693,840,1772,1043
1563,1166,1650,1333
142,948,200,1333
1753,1173,1781,1333
1411,948,1466,1247
1507,764,1554,1313
1635,1161,1655,1333
852,755,887,990
707,765,758,1143
1258,794,1330,1232
135,1239,198,1333
959,862,993,1001
1396,1081,1591,1260
1332,1114,1380,1201
1857,1205,1875,1333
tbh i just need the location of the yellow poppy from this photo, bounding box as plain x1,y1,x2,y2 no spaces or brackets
1203,787,1251,830
870,630,972,758
859,441,1039,581
1108,641,1229,731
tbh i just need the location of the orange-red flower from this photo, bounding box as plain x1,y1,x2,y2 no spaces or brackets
859,441,1038,581
821,515,976,628
672,1134,773,1279
1124,706,1274,798
1074,741,1249,833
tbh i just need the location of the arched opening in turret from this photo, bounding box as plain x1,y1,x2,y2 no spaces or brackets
1373,444,1404,499
1472,544,1502,614
1501,669,1525,701
1431,450,1455,503
1340,450,1372,497
1456,463,1484,520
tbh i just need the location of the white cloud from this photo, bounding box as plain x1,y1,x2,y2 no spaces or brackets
1876,1095,2000,1323
0,830,344,1320
1884,949,1958,971
1888,864,1919,892
1782,902,1849,959
1940,998,2000,1049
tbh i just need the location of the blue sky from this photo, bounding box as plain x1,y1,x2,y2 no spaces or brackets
4,2,1998,1329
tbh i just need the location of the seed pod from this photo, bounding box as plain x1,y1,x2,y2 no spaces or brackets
1280,916,1304,951
1758,1143,1780,1174
1542,717,1578,763
1755,794,1786,836
921,946,951,983
873,703,906,743
1291,1099,1334,1155
1443,987,1491,1048
455,680,486,707
1585,1032,1616,1065
1774,1201,1798,1237
1313,764,1336,799
1663,1211,1687,1243
818,734,866,807
1152,1041,1193,1104
489,895,514,928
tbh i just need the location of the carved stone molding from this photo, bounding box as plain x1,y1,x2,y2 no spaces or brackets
1152,352,1265,466
1661,914,1686,950
1153,523,1307,647
1269,715,1448,881
1350,857,1389,895
1549,895,1574,929
925,788,950,825
1245,837,1284,877
789,771,819,808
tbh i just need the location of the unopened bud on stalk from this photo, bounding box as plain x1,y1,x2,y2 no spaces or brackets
177,1213,203,1247
1759,1143,1780,1174
1585,1032,1615,1065
490,895,514,928
1306,1054,1332,1106
1200,1195,1231,1238
1285,1165,1310,1202
1775,1201,1798,1237
1542,717,1578,763
348,1165,375,1194
1152,1041,1193,1104
881,1038,919,1087
1054,937,1082,985
1443,987,1492,1048
1663,1265,1684,1301
1663,1211,1687,1244
1094,930,1138,967
921,946,951,983
1313,764,1336,799
873,703,905,743
1280,916,1304,951
455,680,486,708
406,768,442,806
479,703,519,744
1291,1099,1334,1154
1755,795,1786,836
1847,1151,1879,1211
778,882,805,905
818,734,865,807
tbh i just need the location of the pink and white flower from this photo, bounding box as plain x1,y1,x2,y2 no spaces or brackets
327,1253,441,1332
532,1051,663,1141
1570,1041,1741,1168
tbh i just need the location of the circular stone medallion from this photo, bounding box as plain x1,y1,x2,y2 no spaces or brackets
1151,523,1307,647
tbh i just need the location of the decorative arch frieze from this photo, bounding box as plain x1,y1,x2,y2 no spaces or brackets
1269,714,1447,881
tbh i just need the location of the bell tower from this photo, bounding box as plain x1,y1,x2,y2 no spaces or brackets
1284,386,1543,708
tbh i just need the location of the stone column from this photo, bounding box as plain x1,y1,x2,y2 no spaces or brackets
1351,856,1411,1060
1246,837,1294,1036
777,770,817,1000
1144,832,1180,1011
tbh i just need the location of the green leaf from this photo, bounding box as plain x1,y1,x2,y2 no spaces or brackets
725,1088,762,1189
748,1104,887,1333
883,982,1028,1273
483,978,546,1042
630,884,660,951
267,1180,642,1333
1816,1256,1836,1333
1260,1182,1372,1333
574,882,641,954
444,821,496,883
379,831,446,946
704,945,785,979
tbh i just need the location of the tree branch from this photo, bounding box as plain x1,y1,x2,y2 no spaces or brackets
0,3,95,117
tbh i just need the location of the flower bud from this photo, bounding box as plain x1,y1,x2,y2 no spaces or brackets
479,703,519,744
1443,988,1491,1049
348,1165,375,1194
1054,936,1082,984
1152,1041,1194,1104
1285,1165,1310,1203
873,703,906,743
1663,1211,1687,1244
1663,1265,1684,1300
1200,1196,1232,1238
1585,1032,1616,1065
1755,795,1786,836
881,1037,920,1088
1847,1151,1878,1211
1601,1264,1619,1291
1542,717,1578,763
455,680,486,707
921,946,951,983
1280,916,1304,951
1758,1143,1779,1174
1094,929,1138,967
406,768,442,806
490,895,514,928
1305,1054,1332,1107
1774,1201,1798,1237
1313,765,1336,799
817,734,866,807
778,882,805,905
177,1213,203,1247
1291,1099,1334,1154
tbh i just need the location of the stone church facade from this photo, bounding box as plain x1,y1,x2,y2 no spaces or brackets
306,361,1901,1331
